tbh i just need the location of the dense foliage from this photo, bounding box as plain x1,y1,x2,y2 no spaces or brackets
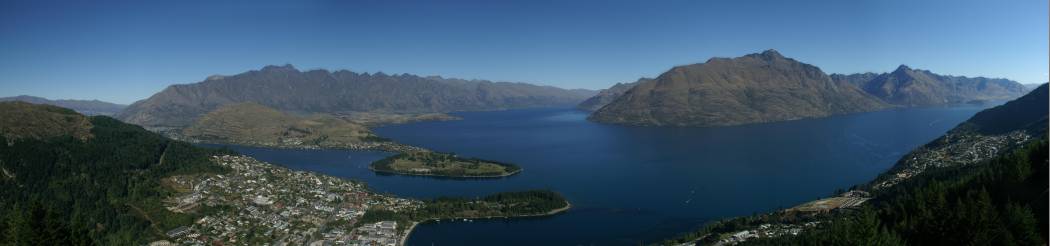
371,151,521,177
358,190,568,227
0,116,231,245
741,139,1048,245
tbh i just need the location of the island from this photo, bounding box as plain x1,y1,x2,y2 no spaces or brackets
369,151,522,178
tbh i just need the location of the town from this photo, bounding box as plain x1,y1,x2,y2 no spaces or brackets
872,130,1031,190
154,155,422,246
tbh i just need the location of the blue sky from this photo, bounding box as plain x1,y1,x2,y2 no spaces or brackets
1,0,1046,104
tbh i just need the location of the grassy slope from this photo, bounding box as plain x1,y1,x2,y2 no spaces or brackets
182,102,377,146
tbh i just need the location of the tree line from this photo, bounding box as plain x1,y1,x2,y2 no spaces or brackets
0,116,232,245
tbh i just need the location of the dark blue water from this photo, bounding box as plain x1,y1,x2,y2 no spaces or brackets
213,105,995,245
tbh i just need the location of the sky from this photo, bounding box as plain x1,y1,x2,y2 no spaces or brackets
1,0,1047,104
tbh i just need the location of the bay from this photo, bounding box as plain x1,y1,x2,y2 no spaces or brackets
213,104,995,245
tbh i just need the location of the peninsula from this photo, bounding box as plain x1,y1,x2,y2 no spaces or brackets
370,151,522,178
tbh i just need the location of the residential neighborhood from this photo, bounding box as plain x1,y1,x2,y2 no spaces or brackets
156,155,421,245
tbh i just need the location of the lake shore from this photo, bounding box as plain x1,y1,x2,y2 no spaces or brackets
398,201,572,246
370,165,523,178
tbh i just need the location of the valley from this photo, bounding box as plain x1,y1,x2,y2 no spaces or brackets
2,1,1045,244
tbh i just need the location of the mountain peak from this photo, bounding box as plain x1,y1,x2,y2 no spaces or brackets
761,49,783,57
205,75,226,81
895,64,912,71
745,49,785,61
261,64,298,72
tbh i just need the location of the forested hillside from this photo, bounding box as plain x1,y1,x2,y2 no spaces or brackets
743,139,1047,245
0,102,230,245
659,84,1048,245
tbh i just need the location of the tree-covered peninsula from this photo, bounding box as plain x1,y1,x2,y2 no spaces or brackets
370,151,522,178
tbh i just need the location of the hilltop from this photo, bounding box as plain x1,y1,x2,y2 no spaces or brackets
0,101,94,142
589,50,888,127
179,103,381,149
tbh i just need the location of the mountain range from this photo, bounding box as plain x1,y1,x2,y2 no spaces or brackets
0,95,126,116
117,65,595,128
585,50,1028,127
834,65,1027,106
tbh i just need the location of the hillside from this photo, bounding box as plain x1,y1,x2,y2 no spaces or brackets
180,103,379,149
954,83,1048,135
0,101,94,142
845,65,1027,106
117,65,595,127
576,78,651,111
0,95,126,116
0,102,229,244
661,82,1049,245
773,83,1050,244
589,50,888,127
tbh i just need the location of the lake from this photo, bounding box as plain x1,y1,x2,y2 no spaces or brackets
214,104,995,245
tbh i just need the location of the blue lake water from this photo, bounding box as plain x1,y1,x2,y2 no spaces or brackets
212,105,995,245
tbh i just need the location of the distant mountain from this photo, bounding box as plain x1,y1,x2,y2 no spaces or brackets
0,95,126,116
576,78,652,111
117,65,595,127
1023,83,1044,92
180,103,378,148
840,65,1027,106
829,72,881,87
955,83,1048,135
589,50,888,127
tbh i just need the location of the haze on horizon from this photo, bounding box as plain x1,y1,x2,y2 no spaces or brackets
1,0,1046,104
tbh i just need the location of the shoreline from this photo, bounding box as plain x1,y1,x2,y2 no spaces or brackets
369,165,523,178
399,221,419,246
180,138,426,153
191,140,523,178
397,201,571,246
